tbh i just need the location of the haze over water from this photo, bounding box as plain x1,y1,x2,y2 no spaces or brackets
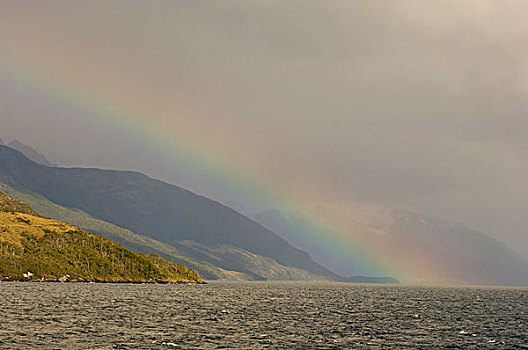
1,282,526,349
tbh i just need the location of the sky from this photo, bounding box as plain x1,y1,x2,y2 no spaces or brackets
1,0,527,257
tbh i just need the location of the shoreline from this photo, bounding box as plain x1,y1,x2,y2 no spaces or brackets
0,277,206,284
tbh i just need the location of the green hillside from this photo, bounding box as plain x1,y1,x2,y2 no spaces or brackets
0,193,204,283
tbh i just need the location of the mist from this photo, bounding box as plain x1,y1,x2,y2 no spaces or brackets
1,0,527,255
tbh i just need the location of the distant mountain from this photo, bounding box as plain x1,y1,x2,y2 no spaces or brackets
386,210,528,286
256,207,528,286
0,145,338,281
7,140,53,167
0,138,3,145
255,205,394,278
255,208,348,275
0,192,204,283
254,208,394,280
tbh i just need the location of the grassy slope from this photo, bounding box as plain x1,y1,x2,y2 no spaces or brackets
0,210,204,283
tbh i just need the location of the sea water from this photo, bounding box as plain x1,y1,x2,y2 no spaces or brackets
0,281,526,349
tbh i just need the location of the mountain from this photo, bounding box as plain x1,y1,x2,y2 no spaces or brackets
0,145,338,281
386,210,528,286
0,192,204,283
255,208,348,275
7,140,53,167
255,205,394,278
255,207,528,286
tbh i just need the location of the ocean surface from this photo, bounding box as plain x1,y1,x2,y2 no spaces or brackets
0,281,526,349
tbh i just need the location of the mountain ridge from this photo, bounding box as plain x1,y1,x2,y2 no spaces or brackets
7,140,53,167
387,209,528,286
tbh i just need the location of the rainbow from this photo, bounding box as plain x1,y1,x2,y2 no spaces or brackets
0,22,456,284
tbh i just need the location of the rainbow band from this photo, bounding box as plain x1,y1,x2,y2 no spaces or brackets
0,24,458,284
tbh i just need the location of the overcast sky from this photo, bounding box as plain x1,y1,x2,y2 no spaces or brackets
1,0,527,254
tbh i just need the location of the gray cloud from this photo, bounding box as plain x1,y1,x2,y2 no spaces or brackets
1,0,527,253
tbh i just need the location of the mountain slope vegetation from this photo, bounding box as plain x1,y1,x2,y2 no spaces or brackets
0,192,204,283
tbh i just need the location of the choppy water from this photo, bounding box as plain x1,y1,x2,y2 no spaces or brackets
0,281,526,349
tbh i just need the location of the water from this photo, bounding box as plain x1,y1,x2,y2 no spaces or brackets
0,282,526,349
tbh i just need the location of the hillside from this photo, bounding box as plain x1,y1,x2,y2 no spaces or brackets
0,192,204,283
0,145,338,281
